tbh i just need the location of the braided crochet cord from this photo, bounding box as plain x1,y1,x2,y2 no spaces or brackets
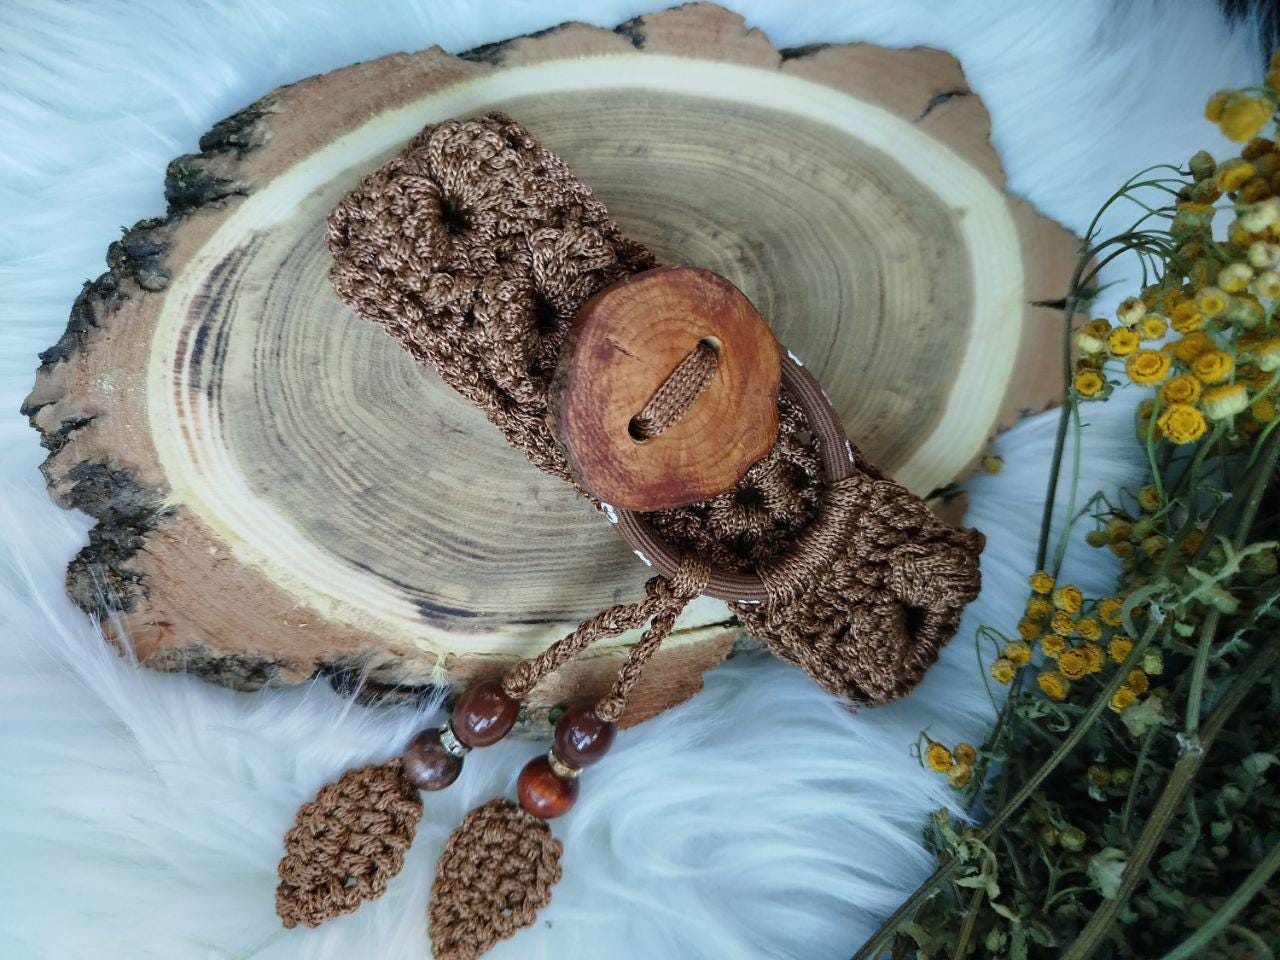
326,112,985,706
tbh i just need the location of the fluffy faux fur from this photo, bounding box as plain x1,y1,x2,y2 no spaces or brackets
0,1,1263,958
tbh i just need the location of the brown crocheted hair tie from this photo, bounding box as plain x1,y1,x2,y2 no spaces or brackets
274,112,985,960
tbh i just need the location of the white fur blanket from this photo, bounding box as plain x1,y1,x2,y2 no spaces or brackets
0,1,1262,958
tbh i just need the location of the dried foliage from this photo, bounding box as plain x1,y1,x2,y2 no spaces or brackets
856,57,1280,960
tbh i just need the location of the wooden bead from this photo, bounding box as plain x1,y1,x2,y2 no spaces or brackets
402,728,463,791
517,756,580,820
451,679,519,748
553,701,616,768
554,266,781,511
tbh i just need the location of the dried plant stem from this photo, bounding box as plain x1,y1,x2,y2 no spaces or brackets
1060,635,1280,960
1158,841,1280,960
851,625,1158,960
1187,425,1280,733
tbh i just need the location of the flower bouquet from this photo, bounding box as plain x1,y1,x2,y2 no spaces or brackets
856,56,1280,960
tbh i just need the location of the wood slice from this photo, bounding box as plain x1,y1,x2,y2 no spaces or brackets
21,3,1079,727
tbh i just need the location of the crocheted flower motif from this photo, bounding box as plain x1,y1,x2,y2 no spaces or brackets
429,798,563,960
326,112,654,482
276,760,423,928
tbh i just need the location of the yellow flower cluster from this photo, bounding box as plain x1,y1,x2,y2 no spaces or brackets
1078,86,1280,445
924,740,978,788
1109,669,1152,714
1206,88,1275,142
998,572,1159,712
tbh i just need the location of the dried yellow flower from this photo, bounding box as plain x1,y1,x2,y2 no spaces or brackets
1030,571,1055,595
1161,374,1202,405
1243,136,1278,159
1192,349,1234,383
1137,484,1162,512
1053,584,1083,614
1109,637,1134,663
1075,319,1112,355
1037,671,1069,701
925,742,954,772
1058,648,1091,680
1202,383,1250,419
1140,315,1168,340
1105,518,1132,542
1251,270,1280,299
1115,297,1146,326
1074,369,1106,398
1171,332,1215,364
1253,337,1280,371
948,762,973,789
1127,349,1172,385
1157,403,1208,445
1219,158,1258,192
1205,90,1233,122
991,658,1017,685
1003,640,1032,667
1125,669,1151,695
1219,95,1275,143
1017,617,1043,641
1219,262,1255,293
1110,687,1138,713
1253,395,1278,422
1026,597,1051,621
1051,611,1075,635
1195,287,1230,317
1081,643,1105,675
1183,529,1207,555
1076,618,1102,641
1250,240,1280,269
1141,534,1168,559
1170,301,1204,333
954,743,978,766
1242,197,1280,232
1098,597,1124,627
1107,327,1141,356
1040,634,1068,658
1228,293,1265,328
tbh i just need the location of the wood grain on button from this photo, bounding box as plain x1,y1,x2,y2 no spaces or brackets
554,266,782,512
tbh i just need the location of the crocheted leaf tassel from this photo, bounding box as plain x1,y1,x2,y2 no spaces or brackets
428,798,564,960
276,759,424,927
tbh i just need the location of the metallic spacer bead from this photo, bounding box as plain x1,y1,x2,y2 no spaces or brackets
439,723,470,758
547,750,581,780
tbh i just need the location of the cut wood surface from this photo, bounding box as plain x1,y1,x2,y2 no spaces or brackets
22,3,1080,727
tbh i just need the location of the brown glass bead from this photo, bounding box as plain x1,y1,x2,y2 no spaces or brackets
402,728,463,791
517,756,580,819
451,679,519,748
553,701,617,768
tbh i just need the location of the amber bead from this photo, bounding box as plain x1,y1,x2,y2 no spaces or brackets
553,701,617,768
517,756,580,819
451,679,519,748
402,728,463,791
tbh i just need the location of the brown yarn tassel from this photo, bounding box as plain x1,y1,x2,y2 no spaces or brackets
428,799,564,960
428,561,708,958
276,759,423,927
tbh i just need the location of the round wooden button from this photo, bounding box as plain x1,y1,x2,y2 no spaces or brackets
554,266,781,511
